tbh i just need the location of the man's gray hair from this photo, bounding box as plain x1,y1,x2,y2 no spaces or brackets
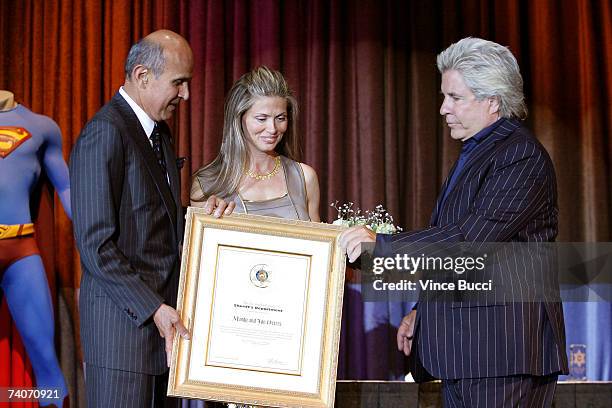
124,39,166,79
437,37,527,119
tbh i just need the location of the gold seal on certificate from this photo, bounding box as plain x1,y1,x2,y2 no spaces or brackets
249,264,271,288
168,209,347,408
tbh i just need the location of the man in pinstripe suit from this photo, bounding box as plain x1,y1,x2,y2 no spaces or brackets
70,30,233,407
340,38,568,407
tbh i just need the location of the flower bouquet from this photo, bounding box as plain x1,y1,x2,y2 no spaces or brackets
330,201,402,234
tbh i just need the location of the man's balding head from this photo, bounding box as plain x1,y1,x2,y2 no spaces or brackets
124,30,192,80
144,29,191,51
123,30,194,121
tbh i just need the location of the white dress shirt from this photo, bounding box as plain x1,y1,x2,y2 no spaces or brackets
119,87,169,183
119,87,155,146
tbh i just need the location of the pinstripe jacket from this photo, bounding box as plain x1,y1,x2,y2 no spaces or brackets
70,93,183,374
378,118,569,380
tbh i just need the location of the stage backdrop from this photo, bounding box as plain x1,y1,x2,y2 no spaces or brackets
0,0,610,406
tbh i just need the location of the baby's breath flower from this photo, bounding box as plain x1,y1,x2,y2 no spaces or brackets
331,201,402,234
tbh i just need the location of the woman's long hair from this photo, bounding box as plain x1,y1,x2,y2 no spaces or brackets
192,66,300,200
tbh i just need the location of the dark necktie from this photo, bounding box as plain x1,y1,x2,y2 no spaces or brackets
151,123,167,174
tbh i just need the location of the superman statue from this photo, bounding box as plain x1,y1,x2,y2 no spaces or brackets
0,90,70,407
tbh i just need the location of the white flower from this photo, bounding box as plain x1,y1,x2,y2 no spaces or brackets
330,201,401,234
354,218,368,226
332,218,352,227
373,223,397,234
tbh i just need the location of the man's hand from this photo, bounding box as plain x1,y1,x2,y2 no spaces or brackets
153,304,190,367
397,310,417,356
338,226,376,263
203,195,235,217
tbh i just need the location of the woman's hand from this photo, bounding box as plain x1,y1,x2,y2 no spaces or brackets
203,195,235,217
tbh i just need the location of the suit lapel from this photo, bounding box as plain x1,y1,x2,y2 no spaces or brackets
458,119,520,181
158,121,183,240
110,94,178,241
430,119,521,226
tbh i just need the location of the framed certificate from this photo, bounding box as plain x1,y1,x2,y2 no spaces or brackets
168,208,347,408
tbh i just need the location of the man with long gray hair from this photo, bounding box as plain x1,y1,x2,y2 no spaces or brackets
340,37,568,406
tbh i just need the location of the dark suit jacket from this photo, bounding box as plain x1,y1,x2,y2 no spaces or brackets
70,93,184,375
378,119,569,380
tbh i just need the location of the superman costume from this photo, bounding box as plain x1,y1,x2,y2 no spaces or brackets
0,98,70,407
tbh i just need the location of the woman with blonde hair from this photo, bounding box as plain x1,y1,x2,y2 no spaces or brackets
191,66,320,222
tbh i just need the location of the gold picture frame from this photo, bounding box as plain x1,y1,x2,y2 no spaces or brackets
168,207,347,408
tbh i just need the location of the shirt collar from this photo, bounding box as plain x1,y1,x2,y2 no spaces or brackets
465,118,503,147
119,87,156,137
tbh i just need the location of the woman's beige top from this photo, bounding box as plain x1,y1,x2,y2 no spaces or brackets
231,156,309,221
194,156,310,221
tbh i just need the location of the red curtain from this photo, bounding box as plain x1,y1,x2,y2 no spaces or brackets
1,0,610,403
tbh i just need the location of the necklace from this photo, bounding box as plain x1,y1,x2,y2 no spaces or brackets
245,156,281,181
